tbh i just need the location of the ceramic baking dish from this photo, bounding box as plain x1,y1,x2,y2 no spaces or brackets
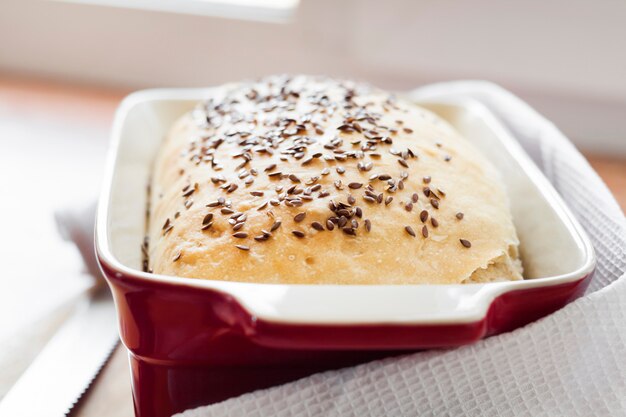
96,89,595,417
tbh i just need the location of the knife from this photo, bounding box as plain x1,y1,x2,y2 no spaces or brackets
0,285,119,417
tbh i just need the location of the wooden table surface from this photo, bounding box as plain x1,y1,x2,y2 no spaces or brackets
1,75,624,417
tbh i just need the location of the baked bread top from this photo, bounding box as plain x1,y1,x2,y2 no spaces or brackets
147,75,522,284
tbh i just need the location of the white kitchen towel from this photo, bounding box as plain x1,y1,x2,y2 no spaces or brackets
176,81,626,417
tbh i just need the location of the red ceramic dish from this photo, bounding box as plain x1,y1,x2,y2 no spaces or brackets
95,91,595,417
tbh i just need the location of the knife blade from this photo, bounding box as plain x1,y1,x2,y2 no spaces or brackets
0,287,119,417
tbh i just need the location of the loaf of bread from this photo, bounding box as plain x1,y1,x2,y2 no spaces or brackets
146,75,523,284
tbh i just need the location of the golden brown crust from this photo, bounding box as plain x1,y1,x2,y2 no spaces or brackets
147,75,522,284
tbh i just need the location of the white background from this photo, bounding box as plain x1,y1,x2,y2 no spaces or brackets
1,0,625,155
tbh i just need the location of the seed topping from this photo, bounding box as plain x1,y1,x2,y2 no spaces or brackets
460,239,472,248
159,76,470,252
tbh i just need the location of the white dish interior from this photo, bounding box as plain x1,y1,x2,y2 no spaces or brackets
96,89,595,325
